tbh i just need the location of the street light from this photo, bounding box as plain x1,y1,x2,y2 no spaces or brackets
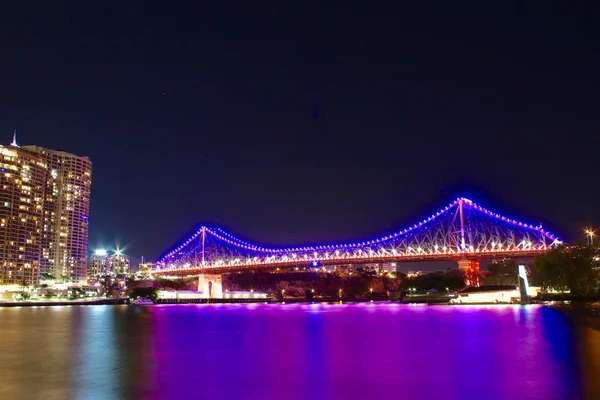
585,228,595,245
338,288,342,298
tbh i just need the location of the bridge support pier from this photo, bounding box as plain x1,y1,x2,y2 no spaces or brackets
198,274,223,298
517,265,531,304
457,259,480,287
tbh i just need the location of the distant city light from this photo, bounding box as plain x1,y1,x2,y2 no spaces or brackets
94,249,107,256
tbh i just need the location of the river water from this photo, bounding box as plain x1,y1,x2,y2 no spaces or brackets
0,303,598,400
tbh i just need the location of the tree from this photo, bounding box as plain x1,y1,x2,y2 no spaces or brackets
128,287,160,302
442,269,467,291
105,283,121,298
568,246,599,296
397,270,466,293
18,279,29,292
484,259,518,286
126,277,136,289
533,246,571,293
68,288,84,300
533,245,600,295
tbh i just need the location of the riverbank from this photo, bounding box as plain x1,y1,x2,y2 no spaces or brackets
0,297,129,307
155,296,391,304
536,293,600,302
398,295,452,304
545,300,600,331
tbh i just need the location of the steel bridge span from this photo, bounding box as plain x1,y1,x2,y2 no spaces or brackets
153,198,561,281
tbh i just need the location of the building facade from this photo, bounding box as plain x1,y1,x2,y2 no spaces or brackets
108,252,131,275
0,144,48,286
136,262,155,279
89,250,131,280
22,146,92,282
89,250,109,277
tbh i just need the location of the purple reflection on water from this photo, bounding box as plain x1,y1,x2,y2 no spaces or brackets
0,303,584,399
147,304,579,400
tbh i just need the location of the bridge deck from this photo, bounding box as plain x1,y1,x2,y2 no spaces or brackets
153,249,545,276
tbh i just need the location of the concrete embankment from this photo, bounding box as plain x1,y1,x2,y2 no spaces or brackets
0,298,129,307
155,298,273,304
155,296,392,304
398,296,452,304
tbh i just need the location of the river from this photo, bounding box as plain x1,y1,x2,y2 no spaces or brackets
0,303,598,400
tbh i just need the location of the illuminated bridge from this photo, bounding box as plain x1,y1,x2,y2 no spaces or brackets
154,198,561,284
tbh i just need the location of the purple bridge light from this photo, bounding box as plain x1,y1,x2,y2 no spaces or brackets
153,197,561,276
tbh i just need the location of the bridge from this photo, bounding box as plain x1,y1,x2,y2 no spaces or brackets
153,198,561,295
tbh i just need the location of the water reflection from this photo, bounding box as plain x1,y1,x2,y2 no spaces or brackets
72,307,115,398
0,304,598,399
578,325,600,399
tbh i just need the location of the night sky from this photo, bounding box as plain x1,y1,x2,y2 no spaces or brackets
2,3,599,264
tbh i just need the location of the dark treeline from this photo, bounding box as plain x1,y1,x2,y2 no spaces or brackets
476,245,600,296
533,245,600,296
224,270,399,298
397,269,466,293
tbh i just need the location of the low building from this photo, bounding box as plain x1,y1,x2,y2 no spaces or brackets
407,271,429,278
223,290,268,299
450,285,520,304
157,290,204,300
136,262,155,279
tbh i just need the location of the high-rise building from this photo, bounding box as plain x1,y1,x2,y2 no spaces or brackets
89,249,109,277
22,145,92,282
89,250,131,279
108,252,131,275
0,140,48,286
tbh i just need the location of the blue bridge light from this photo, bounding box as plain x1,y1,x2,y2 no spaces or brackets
155,197,562,272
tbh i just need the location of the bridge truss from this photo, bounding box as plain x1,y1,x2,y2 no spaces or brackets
154,198,561,275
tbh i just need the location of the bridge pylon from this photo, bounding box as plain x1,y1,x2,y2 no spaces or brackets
198,273,223,298
458,259,480,286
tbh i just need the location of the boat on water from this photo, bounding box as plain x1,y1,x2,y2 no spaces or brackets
132,297,154,305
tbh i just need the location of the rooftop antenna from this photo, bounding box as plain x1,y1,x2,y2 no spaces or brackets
10,130,18,147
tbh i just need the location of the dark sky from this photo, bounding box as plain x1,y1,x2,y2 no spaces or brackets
2,2,599,263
